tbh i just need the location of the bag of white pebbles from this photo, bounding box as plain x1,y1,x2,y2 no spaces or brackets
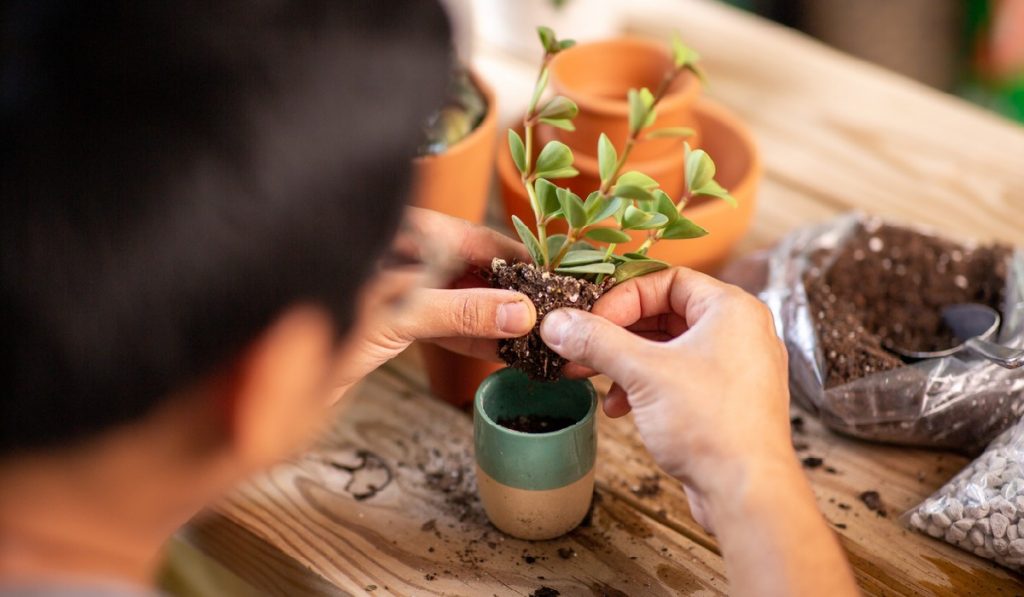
906,419,1024,570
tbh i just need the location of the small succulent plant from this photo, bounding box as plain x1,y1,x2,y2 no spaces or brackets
506,27,735,286
420,68,487,156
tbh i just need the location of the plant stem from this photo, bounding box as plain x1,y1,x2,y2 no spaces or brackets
521,58,553,266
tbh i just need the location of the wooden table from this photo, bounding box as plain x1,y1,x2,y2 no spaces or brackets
185,0,1024,594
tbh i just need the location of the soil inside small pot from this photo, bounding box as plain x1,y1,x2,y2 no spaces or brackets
805,222,1011,388
496,414,577,433
489,258,611,381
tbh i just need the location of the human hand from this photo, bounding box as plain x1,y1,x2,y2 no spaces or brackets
539,267,792,518
332,208,535,394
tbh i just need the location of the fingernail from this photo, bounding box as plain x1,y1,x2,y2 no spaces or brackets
540,309,571,347
497,301,533,334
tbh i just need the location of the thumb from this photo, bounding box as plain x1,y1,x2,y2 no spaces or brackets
394,288,537,341
540,308,649,385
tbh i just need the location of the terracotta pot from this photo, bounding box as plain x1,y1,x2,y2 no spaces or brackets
419,342,504,409
498,99,761,273
535,123,686,203
410,70,498,224
548,37,702,162
412,71,499,409
474,368,597,540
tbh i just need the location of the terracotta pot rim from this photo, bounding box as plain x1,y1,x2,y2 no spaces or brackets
499,99,761,220
548,37,701,118
413,69,498,165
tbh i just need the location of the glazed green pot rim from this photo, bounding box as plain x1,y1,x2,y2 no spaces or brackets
474,368,598,438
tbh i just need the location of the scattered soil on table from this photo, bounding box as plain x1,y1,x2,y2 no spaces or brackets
497,414,577,433
858,490,888,517
531,588,560,597
801,456,824,469
490,259,610,381
804,222,1010,387
629,474,662,498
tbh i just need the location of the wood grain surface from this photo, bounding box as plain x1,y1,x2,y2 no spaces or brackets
188,0,1024,594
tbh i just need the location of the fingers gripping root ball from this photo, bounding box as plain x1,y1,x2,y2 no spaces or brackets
489,259,609,381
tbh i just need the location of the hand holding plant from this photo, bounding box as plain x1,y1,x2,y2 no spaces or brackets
494,27,737,380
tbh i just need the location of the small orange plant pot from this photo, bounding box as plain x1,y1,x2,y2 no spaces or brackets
498,99,761,273
548,37,702,162
410,70,498,224
410,70,501,408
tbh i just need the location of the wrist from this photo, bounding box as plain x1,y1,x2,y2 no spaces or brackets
686,447,808,532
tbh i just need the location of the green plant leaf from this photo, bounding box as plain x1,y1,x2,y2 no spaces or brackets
535,166,578,179
539,118,575,131
589,197,622,224
529,68,550,114
511,215,544,265
536,140,573,175
654,190,680,222
671,34,700,69
583,190,603,211
570,239,596,251
556,188,587,229
622,204,653,229
558,39,576,50
614,259,669,283
627,89,645,135
613,184,654,202
631,212,669,230
537,26,557,53
508,130,526,174
597,133,617,184
646,127,695,139
585,227,632,243
640,88,655,109
616,171,659,191
537,96,578,120
684,144,715,191
662,216,708,239
559,249,607,266
693,179,738,207
644,107,657,128
546,233,568,258
534,178,560,216
556,262,616,275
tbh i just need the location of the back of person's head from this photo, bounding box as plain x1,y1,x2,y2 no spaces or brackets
0,1,452,455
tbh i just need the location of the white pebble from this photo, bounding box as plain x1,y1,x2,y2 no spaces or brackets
967,504,990,519
953,518,974,532
1009,524,1019,541
926,524,944,538
910,512,927,530
931,512,952,528
946,526,968,543
970,529,986,546
994,537,1010,555
992,513,1010,538
1010,539,1024,557
977,518,992,535
945,500,964,522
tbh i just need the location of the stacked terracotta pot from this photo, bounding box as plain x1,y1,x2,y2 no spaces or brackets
498,38,762,273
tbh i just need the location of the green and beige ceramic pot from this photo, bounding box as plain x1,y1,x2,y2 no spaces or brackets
474,367,597,540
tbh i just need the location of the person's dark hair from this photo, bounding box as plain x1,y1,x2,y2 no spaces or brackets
0,1,452,454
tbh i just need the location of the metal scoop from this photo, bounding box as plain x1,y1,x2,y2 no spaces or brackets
890,303,1023,369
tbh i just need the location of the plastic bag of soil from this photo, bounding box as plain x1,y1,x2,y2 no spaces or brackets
752,214,1024,453
905,418,1024,570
